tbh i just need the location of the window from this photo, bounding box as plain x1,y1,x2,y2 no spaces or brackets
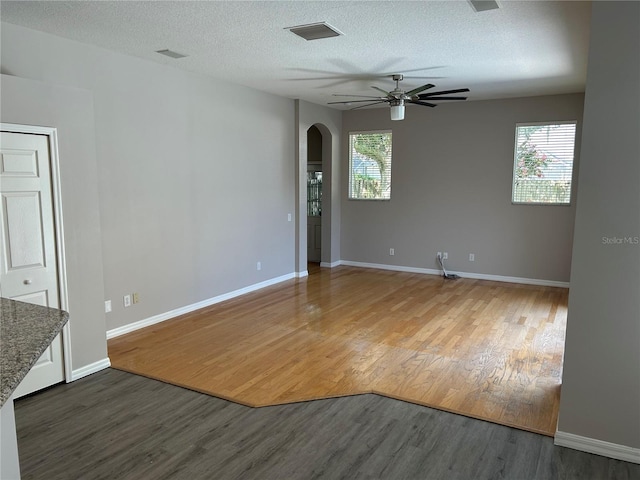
349,131,392,200
307,171,322,216
512,122,577,205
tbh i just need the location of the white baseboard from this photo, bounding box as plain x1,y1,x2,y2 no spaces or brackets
320,260,342,268
69,357,111,382
296,270,309,278
339,260,569,288
555,431,640,464
341,260,440,276
456,270,569,288
106,272,296,339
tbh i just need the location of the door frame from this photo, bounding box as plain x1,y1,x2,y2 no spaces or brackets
297,121,336,274
1,123,73,382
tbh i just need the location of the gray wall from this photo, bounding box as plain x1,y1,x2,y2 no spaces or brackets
0,74,108,371
558,1,640,448
341,94,584,282
1,23,296,333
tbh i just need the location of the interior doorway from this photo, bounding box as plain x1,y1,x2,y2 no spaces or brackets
295,109,338,276
306,125,323,266
0,129,66,397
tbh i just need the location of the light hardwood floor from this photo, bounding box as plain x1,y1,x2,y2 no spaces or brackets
109,265,567,436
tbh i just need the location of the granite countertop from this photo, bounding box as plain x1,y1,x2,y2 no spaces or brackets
0,297,69,407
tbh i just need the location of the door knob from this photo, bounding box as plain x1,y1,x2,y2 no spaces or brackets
23,279,32,285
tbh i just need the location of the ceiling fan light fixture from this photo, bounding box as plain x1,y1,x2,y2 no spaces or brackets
390,100,405,121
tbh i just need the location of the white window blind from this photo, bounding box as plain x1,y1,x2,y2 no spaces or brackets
512,122,577,205
349,131,392,200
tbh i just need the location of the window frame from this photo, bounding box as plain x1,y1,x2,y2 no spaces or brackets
511,120,577,206
348,130,393,201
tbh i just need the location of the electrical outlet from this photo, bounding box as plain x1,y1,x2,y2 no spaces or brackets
257,261,262,271
287,213,292,222
389,248,395,256
132,292,140,304
123,294,131,308
437,252,442,259
105,300,112,313
443,252,448,260
469,253,475,262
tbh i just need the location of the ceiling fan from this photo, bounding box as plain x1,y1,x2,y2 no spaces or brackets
328,74,470,121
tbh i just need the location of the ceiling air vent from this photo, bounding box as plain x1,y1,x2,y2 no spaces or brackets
286,22,343,41
468,0,501,12
155,49,188,59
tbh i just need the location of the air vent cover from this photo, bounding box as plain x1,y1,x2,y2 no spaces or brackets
468,0,501,12
286,22,343,41
155,49,188,59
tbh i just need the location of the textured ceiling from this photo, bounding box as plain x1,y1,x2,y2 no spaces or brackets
0,1,591,109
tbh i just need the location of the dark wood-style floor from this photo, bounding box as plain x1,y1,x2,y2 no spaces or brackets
15,369,639,480
110,265,567,435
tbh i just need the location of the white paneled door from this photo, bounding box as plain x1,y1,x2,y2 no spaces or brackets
0,131,65,397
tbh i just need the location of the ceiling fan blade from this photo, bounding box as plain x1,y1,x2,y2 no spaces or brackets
405,83,435,96
332,94,385,99
419,88,470,98
408,100,437,108
350,101,389,110
327,99,387,105
402,76,446,80
371,86,390,95
421,96,468,101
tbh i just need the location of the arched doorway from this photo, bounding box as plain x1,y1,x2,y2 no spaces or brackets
295,100,341,276
306,125,323,265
